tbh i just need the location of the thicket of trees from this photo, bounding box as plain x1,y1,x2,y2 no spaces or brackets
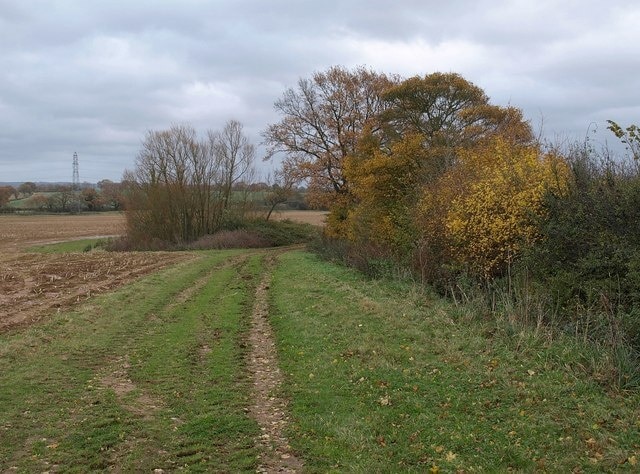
0,186,15,207
123,121,256,246
266,65,640,387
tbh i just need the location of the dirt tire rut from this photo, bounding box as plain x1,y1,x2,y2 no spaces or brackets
247,253,304,473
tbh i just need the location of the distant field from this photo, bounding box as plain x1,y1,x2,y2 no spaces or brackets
0,213,126,253
7,192,56,209
272,209,328,226
0,210,325,333
0,211,326,253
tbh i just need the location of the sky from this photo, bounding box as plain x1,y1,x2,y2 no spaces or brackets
1,0,639,183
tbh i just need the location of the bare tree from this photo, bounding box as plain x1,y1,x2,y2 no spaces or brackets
264,169,295,221
210,119,256,210
124,121,255,246
263,65,395,207
18,182,36,197
127,124,218,243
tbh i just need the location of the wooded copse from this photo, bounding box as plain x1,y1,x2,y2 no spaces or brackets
264,65,640,388
123,121,255,246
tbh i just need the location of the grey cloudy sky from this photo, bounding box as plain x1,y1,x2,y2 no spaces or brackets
1,0,638,183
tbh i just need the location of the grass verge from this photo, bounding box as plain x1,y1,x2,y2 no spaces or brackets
269,251,640,472
0,250,260,472
27,238,112,253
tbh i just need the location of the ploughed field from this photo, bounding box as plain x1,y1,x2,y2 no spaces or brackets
0,213,186,332
0,211,325,333
0,213,126,252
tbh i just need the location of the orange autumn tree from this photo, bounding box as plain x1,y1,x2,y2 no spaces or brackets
381,72,533,175
343,132,427,256
338,72,535,274
438,137,569,278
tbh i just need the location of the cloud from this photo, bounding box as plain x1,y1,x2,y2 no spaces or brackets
0,0,639,182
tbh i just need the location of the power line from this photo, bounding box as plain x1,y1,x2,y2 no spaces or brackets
72,152,79,191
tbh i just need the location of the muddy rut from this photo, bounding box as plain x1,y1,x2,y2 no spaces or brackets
247,254,304,473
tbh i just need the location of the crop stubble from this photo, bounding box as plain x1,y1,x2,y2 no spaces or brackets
0,213,185,332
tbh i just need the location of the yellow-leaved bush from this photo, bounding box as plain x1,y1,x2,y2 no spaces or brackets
342,134,427,256
438,137,568,278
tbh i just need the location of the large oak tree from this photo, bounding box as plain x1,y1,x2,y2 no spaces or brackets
263,65,395,207
380,72,533,176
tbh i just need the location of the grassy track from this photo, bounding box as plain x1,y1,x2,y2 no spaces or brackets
1,248,639,472
269,251,640,472
0,250,261,472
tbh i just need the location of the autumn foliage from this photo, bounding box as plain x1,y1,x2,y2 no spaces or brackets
268,66,640,384
309,71,545,280
439,138,569,278
344,132,426,255
263,65,395,208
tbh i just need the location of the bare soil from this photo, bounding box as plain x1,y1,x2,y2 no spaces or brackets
0,210,323,334
247,254,303,473
0,213,126,253
0,213,186,332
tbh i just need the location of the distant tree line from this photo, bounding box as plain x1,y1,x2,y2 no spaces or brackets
0,180,127,213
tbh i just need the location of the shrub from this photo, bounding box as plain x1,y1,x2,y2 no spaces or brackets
188,230,271,250
441,137,569,279
510,145,640,387
245,219,319,246
527,149,640,312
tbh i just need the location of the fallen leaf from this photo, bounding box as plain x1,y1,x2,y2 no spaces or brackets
445,451,457,462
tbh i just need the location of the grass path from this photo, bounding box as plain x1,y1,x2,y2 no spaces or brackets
0,250,264,472
1,247,639,472
269,251,640,472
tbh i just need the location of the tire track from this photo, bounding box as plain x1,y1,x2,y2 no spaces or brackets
247,253,303,473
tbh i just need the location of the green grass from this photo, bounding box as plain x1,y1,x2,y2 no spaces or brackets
269,251,640,472
243,218,319,246
0,250,260,472
27,238,111,253
2,248,639,472
7,192,56,208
